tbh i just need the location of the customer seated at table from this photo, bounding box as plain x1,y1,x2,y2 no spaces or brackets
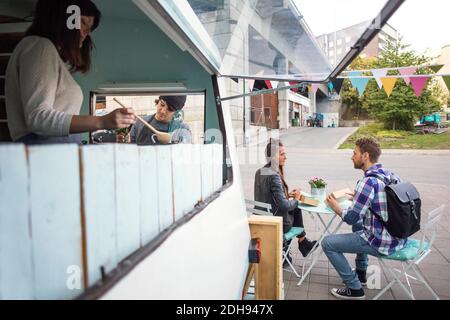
254,139,317,258
323,137,407,300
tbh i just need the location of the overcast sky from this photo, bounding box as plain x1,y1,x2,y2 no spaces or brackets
295,0,449,53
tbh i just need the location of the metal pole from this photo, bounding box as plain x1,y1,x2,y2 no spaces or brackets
243,79,246,146
221,82,308,101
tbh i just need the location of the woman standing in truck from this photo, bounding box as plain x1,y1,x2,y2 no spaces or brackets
5,0,135,144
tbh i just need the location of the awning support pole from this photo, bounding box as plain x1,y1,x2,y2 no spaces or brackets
220,82,309,102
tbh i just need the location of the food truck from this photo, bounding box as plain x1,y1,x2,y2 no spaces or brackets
0,0,403,299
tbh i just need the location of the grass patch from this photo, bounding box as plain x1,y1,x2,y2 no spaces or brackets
339,123,450,149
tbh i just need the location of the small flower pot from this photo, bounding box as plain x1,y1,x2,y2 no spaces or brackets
311,187,326,202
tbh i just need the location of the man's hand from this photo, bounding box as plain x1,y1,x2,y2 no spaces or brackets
326,194,343,216
346,191,355,201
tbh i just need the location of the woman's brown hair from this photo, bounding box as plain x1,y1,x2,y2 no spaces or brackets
266,139,289,197
26,0,101,73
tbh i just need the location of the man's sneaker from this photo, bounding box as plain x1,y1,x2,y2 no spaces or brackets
356,269,367,287
330,287,365,300
298,239,318,257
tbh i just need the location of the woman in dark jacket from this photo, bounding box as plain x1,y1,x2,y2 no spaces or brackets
254,139,316,257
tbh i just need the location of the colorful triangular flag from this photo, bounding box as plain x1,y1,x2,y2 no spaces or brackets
371,68,388,89
250,71,264,91
442,76,450,92
348,71,369,96
247,79,255,91
310,84,319,94
430,64,444,73
398,67,416,85
380,77,397,97
289,81,299,92
271,81,279,89
410,76,429,97
331,78,344,94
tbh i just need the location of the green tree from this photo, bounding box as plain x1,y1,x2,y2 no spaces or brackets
340,57,377,119
340,38,444,130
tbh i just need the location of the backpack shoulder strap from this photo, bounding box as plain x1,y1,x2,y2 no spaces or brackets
364,173,387,222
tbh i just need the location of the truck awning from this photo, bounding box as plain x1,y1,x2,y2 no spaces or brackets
138,0,404,82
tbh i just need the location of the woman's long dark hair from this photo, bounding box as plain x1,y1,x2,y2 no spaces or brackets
26,0,101,73
265,139,289,197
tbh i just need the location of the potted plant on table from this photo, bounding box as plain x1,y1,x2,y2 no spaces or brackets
309,177,327,202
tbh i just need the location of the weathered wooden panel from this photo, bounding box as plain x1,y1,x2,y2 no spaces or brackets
155,146,174,231
172,144,193,221
80,145,117,286
28,144,83,299
189,144,202,208
138,146,159,246
114,144,140,262
213,144,223,191
201,144,214,201
0,144,34,299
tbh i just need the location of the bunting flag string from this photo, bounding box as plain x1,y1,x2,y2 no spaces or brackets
340,63,450,75
246,65,450,97
339,64,450,97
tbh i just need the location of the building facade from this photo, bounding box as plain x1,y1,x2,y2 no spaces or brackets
316,21,398,66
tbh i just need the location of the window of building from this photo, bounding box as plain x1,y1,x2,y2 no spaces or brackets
329,41,334,48
337,39,342,46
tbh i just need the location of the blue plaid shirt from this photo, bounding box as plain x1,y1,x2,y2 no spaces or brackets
341,164,407,256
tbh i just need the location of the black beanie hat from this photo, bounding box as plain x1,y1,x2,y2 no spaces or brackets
159,95,187,111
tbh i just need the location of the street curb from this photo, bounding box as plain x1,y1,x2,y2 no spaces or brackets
333,127,359,150
285,148,450,156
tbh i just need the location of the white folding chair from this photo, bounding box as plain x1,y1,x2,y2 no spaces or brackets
374,205,445,300
245,199,307,278
245,199,272,216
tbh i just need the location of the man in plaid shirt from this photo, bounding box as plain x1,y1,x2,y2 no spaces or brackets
323,137,407,300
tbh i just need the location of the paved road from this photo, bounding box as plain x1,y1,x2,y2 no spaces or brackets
279,127,357,149
239,127,450,197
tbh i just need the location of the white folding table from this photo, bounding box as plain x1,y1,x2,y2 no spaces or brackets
296,195,352,286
